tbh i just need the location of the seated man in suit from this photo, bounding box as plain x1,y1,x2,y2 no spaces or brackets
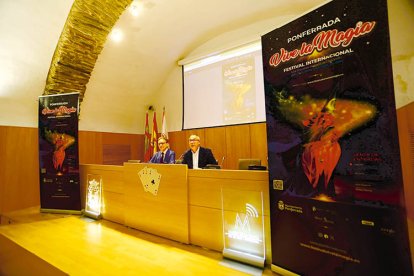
181,134,217,169
149,137,176,164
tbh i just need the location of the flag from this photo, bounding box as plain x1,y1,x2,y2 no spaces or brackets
144,112,152,162
151,111,158,155
161,107,168,139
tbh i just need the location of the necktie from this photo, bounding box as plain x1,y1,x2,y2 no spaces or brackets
161,152,164,163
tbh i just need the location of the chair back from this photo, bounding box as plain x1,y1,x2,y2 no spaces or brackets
237,159,261,170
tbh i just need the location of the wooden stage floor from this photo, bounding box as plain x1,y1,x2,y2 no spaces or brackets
0,208,273,275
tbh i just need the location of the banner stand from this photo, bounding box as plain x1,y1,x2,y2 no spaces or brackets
223,248,265,268
83,210,102,220
40,208,82,215
271,264,300,276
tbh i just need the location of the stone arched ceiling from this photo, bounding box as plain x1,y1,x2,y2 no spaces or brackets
43,0,132,104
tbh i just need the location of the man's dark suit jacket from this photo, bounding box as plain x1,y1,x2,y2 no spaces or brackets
182,147,217,169
149,149,176,164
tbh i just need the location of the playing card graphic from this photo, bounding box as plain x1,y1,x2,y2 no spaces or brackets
138,166,162,196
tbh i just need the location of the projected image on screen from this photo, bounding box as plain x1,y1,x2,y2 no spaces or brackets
183,42,265,129
223,56,256,124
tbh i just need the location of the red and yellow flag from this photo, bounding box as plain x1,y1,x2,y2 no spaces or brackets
161,107,168,139
151,111,158,155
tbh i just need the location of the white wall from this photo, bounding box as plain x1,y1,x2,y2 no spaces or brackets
148,66,183,132
0,0,73,127
153,0,414,132
152,14,303,132
388,0,414,108
1,0,411,133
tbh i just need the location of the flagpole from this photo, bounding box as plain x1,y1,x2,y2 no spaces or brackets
144,111,152,162
161,106,168,140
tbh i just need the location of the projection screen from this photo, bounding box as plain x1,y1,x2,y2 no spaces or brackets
182,42,266,129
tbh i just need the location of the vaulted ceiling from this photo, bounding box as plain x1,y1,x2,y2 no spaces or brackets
45,0,322,103
1,0,413,133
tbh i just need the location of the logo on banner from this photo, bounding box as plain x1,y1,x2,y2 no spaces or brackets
278,200,285,210
273,179,284,190
268,20,376,68
278,200,303,214
138,166,161,196
227,203,261,244
41,105,77,116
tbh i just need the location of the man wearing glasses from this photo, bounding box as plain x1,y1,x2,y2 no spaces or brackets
181,134,218,169
149,137,176,164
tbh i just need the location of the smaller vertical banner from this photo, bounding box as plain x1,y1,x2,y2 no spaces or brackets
38,93,81,212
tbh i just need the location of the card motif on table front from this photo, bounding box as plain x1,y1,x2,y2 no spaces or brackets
138,166,162,196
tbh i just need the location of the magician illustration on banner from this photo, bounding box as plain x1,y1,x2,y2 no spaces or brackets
44,128,76,175
264,12,397,204
268,84,380,200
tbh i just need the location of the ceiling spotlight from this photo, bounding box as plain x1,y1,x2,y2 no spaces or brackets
110,28,123,43
129,1,143,17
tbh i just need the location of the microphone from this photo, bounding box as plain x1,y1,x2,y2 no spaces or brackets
175,153,185,164
220,156,225,166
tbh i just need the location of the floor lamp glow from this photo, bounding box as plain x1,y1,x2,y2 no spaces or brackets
84,174,103,220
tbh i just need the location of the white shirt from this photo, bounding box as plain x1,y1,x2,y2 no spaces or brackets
192,148,200,169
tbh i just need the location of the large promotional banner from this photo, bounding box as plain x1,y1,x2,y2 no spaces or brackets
38,93,81,212
262,0,412,275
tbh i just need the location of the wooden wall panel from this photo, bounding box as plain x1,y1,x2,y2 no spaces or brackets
1,117,412,265
0,126,6,214
168,131,188,160
170,129,207,162
78,131,103,164
102,132,142,161
185,129,205,144
189,206,223,251
103,144,131,165
396,101,414,273
0,123,267,213
136,134,144,160
225,125,251,169
79,131,144,165
0,128,144,214
205,127,226,168
0,126,40,213
397,102,414,219
250,123,268,169
0,234,67,276
167,123,268,169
